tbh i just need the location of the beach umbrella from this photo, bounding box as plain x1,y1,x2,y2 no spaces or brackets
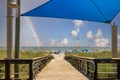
72,50,77,53
82,49,88,53
21,0,120,57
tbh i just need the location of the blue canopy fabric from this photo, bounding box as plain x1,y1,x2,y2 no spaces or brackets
21,0,120,23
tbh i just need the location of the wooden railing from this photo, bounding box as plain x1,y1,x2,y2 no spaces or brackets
0,55,53,80
65,55,120,80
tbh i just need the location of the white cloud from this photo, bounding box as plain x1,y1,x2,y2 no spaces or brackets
94,38,109,47
118,34,120,40
49,38,68,46
71,20,84,39
95,29,102,38
61,38,68,45
118,34,120,47
71,30,78,37
73,20,83,28
86,31,93,39
50,39,56,46
86,29,109,47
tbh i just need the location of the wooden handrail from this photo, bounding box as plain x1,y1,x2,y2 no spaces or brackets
0,55,53,80
65,55,120,80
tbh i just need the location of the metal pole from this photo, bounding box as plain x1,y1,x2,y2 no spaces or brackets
15,0,20,59
7,0,13,59
14,0,20,78
112,24,117,58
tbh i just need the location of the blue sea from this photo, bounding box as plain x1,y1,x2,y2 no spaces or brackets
19,47,112,52
1,46,120,52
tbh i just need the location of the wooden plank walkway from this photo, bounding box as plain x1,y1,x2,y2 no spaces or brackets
36,53,89,80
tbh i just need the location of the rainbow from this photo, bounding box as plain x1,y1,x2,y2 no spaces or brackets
25,17,42,46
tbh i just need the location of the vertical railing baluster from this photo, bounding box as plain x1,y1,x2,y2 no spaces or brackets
5,60,10,80
86,62,89,75
117,61,120,79
80,60,81,70
78,59,81,70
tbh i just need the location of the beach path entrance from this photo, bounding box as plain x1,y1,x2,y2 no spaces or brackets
36,53,89,80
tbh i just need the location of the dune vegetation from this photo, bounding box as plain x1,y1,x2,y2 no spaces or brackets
72,51,120,58
0,50,50,79
0,50,48,59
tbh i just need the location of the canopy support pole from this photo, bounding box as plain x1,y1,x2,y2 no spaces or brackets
15,0,20,59
14,0,20,78
7,0,13,59
112,24,117,58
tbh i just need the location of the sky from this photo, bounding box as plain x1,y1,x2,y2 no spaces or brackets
0,0,120,47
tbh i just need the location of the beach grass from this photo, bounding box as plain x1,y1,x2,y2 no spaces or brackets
0,50,48,59
69,51,120,79
18,50,48,58
0,50,7,58
0,50,50,79
72,51,120,58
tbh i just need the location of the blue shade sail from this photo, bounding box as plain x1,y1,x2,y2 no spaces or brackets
21,0,120,23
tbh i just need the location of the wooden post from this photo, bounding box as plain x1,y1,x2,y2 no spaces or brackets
5,60,10,80
29,60,33,80
112,24,117,58
93,61,97,80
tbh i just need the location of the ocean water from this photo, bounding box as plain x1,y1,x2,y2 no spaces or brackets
20,47,112,52
1,46,119,52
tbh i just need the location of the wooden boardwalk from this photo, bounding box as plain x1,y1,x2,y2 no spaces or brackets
36,53,89,80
